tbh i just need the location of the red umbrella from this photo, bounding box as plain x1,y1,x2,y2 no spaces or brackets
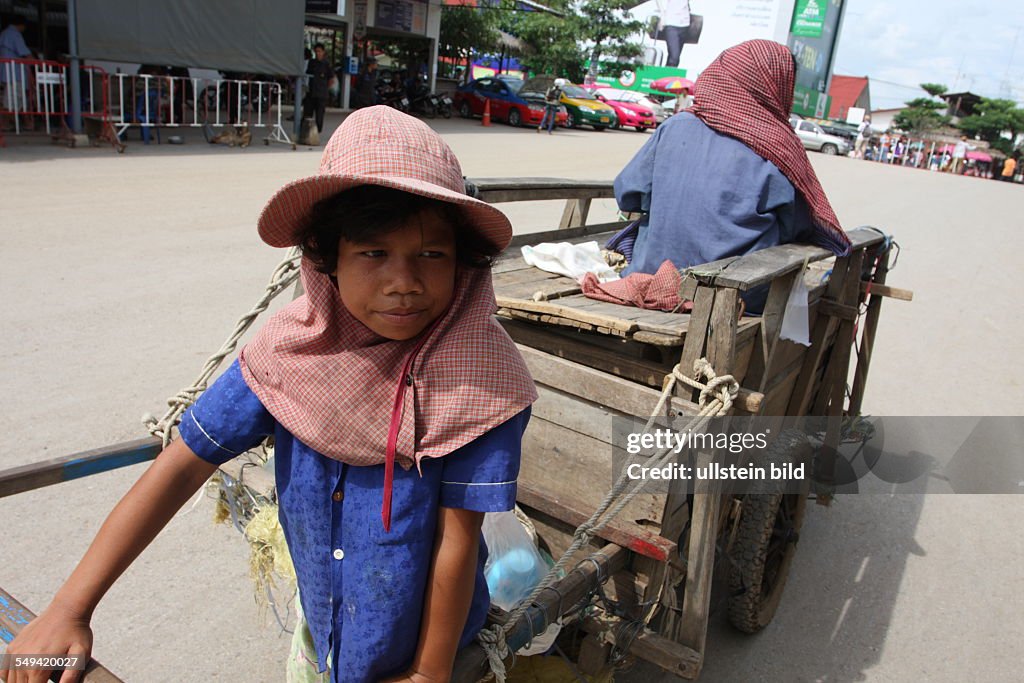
649,76,695,94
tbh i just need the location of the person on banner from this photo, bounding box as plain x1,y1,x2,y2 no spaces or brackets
611,40,851,313
537,78,564,134
655,0,694,68
304,43,335,134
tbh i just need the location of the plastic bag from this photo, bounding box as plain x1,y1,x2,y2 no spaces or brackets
482,510,549,611
779,264,811,346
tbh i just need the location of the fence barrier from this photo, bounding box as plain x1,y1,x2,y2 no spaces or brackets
1,60,293,150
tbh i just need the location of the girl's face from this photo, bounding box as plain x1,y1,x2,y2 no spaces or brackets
332,208,457,341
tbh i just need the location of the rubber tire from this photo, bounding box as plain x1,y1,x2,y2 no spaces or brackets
441,105,452,119
459,100,472,119
566,112,577,129
508,108,522,127
821,143,838,155
727,431,811,634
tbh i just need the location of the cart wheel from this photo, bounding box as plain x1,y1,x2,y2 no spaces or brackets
727,431,810,634
264,139,269,146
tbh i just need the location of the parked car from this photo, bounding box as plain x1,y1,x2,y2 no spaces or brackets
582,85,656,132
591,86,669,123
518,78,616,130
789,116,850,155
452,76,566,128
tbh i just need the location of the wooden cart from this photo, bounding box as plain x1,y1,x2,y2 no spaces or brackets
450,179,905,680
0,179,907,682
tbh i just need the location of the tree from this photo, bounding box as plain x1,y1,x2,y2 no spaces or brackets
505,1,585,81
577,0,644,80
958,98,1024,155
506,1,643,82
892,82,950,136
893,97,948,136
440,5,501,83
920,83,948,98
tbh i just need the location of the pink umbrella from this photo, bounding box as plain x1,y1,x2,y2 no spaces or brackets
966,150,992,162
650,76,695,94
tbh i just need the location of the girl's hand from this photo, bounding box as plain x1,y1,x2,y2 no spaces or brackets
0,602,93,683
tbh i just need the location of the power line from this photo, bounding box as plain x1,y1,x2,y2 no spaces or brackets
866,77,927,91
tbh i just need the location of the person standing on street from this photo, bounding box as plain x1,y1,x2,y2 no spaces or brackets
878,131,891,163
353,56,378,109
537,78,564,134
1001,155,1017,182
950,135,972,174
304,43,333,134
854,116,871,158
0,16,32,112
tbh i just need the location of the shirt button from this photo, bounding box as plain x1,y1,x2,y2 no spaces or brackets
333,548,345,560
332,491,343,502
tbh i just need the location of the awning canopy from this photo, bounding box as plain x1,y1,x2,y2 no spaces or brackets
76,0,305,76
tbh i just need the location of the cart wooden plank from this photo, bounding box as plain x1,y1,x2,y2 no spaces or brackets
691,227,885,291
0,586,124,682
0,437,161,499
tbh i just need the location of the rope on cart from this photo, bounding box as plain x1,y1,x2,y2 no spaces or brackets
478,359,739,681
142,248,302,445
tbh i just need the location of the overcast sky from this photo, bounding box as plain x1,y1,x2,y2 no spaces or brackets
832,0,1024,110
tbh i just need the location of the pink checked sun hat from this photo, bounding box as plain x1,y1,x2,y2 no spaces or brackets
257,105,512,250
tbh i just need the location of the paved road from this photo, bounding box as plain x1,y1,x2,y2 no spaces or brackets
1,114,1021,682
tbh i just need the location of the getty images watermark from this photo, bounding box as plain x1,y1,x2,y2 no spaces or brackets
611,416,1024,495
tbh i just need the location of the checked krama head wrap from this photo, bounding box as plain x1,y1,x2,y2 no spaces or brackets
690,40,851,255
239,108,537,531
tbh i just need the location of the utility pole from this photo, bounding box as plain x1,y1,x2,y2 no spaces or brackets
67,0,82,134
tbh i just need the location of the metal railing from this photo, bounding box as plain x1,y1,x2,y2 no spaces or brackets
1,61,293,147
107,73,292,145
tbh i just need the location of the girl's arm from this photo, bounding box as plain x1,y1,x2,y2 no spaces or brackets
393,506,484,683
1,440,218,682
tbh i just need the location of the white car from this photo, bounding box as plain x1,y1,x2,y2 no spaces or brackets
789,116,850,156
593,87,669,123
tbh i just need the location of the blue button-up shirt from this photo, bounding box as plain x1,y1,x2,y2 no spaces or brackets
179,360,528,682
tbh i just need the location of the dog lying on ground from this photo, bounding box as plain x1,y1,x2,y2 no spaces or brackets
206,125,252,148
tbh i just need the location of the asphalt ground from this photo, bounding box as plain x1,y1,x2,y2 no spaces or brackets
1,111,1021,682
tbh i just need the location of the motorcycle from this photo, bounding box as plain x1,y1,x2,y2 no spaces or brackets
376,82,409,113
406,79,436,119
430,92,453,119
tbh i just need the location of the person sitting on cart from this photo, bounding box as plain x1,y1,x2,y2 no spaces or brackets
611,40,851,312
3,107,538,683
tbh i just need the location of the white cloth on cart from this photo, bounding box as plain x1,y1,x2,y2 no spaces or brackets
521,241,620,283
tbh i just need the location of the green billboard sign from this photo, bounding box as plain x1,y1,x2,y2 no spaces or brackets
791,0,827,38
593,64,690,96
792,84,831,118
